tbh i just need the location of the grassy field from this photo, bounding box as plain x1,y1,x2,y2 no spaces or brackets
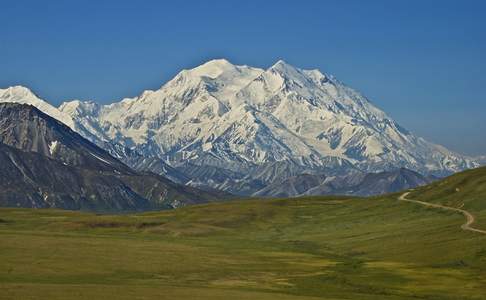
1,171,486,299
410,166,486,228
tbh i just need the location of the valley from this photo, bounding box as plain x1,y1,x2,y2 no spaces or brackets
1,2,485,299
1,167,486,299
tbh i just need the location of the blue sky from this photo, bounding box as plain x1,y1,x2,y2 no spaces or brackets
1,0,485,156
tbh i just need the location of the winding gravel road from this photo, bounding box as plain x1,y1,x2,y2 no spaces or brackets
399,192,486,235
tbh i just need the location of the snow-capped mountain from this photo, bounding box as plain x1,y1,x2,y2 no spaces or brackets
0,86,115,149
0,59,479,192
0,86,75,128
0,103,228,210
477,155,486,166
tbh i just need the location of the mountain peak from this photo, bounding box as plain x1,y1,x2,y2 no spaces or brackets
0,85,49,109
0,85,76,130
205,58,233,66
188,58,237,79
273,59,289,66
0,85,38,99
267,60,303,80
270,59,294,70
59,99,101,116
268,61,331,84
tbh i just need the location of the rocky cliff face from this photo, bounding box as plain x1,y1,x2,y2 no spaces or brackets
0,142,151,210
0,103,228,210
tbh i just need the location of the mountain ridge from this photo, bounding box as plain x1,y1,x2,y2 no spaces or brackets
253,167,434,198
0,59,480,194
0,103,229,210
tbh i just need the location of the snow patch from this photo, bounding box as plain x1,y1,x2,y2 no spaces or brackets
49,140,60,155
90,152,112,165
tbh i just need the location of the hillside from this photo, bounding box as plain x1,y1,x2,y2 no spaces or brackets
0,142,153,210
0,103,228,210
409,166,486,227
1,168,485,300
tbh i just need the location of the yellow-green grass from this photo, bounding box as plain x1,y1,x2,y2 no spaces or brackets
410,166,486,227
1,192,486,299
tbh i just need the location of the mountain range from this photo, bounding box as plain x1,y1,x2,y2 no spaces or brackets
476,155,486,166
253,168,435,198
0,59,480,199
0,103,226,210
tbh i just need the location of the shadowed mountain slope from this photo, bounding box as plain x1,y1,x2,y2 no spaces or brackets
0,103,229,210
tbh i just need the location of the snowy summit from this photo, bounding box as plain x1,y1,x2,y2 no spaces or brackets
0,59,478,179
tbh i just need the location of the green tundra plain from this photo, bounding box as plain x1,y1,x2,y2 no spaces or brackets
1,167,485,300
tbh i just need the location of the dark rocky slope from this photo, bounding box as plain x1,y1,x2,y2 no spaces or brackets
0,103,228,210
254,168,434,198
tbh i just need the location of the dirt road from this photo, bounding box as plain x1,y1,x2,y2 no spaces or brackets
399,192,486,235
